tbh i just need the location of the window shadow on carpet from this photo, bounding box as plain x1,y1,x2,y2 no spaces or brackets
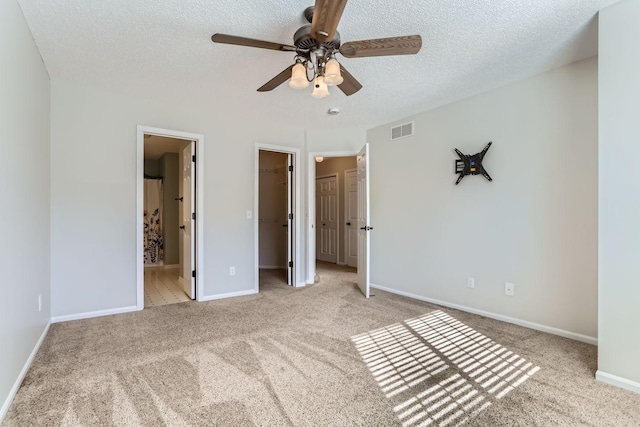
352,310,540,427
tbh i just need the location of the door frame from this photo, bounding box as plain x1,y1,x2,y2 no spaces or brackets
255,144,302,291
307,150,358,284
136,125,205,309
315,172,340,265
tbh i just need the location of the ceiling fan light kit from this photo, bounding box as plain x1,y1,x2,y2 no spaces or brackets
323,56,344,86
289,62,310,89
211,0,422,99
312,76,330,98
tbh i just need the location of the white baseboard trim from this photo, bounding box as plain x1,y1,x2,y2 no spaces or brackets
306,279,314,285
144,262,163,268
51,305,139,323
370,284,598,345
163,264,179,270
295,282,307,288
259,265,286,270
337,262,347,266
1,321,50,423
199,289,257,302
596,370,640,394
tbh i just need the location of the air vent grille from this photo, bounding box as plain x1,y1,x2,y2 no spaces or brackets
390,122,414,141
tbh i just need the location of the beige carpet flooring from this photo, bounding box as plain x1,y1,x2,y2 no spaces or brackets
4,262,640,426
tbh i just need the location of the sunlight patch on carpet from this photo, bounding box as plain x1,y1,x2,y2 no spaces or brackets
352,310,539,427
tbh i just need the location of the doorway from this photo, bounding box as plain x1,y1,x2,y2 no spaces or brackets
314,156,356,270
254,144,301,291
308,147,370,297
136,126,205,310
143,135,190,307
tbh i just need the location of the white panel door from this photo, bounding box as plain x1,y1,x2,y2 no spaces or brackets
181,142,196,299
316,175,338,263
345,169,358,268
287,154,294,286
357,144,370,298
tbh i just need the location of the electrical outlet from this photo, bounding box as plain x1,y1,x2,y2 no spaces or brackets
505,282,515,296
230,266,236,276
38,294,42,312
246,210,252,219
467,277,475,289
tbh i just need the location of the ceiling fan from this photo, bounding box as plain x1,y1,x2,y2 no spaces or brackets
211,0,422,98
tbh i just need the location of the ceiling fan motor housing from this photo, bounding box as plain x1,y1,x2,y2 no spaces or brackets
293,24,341,52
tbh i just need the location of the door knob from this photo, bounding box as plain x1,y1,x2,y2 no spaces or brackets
360,226,373,231
346,222,351,226
179,225,185,230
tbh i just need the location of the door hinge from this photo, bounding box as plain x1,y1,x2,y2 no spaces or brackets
192,270,196,278
192,155,196,163
288,213,293,220
288,165,293,172
289,261,293,268
192,212,196,220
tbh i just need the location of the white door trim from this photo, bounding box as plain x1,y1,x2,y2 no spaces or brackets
307,150,358,284
255,144,302,291
136,125,205,309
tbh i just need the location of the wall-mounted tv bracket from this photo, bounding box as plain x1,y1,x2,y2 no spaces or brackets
454,142,493,185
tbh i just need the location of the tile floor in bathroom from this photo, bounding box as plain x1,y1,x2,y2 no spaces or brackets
144,267,191,307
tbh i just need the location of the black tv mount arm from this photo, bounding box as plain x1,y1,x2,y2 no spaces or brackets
454,142,493,185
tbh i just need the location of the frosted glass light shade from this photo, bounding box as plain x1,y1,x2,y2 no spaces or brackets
323,58,344,86
311,76,330,98
289,63,309,89
315,156,324,162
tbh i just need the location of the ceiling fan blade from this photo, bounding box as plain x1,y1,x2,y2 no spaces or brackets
337,65,362,96
340,35,422,58
211,33,297,52
257,65,295,92
310,0,348,43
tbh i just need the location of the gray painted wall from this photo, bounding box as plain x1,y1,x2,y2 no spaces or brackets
598,0,640,390
144,159,161,177
160,153,179,266
0,0,51,419
367,57,598,340
50,79,307,317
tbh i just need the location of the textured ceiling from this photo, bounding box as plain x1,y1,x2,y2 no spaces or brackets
17,0,617,130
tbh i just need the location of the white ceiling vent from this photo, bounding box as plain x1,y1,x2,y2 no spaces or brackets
390,122,414,141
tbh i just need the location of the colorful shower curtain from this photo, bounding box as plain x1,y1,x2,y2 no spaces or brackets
144,178,163,265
